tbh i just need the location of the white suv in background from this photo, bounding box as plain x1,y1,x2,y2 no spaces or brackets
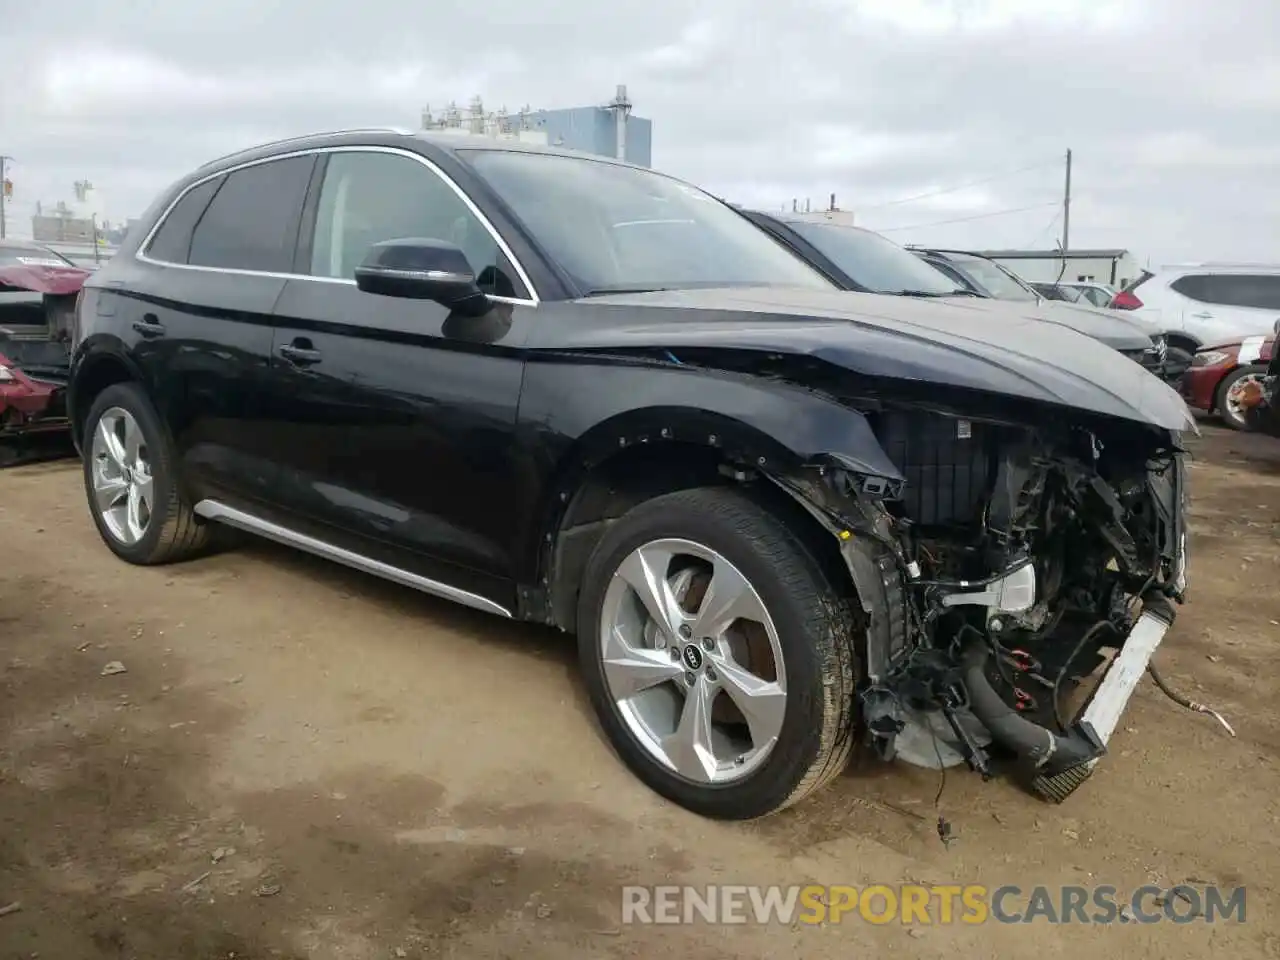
1113,264,1280,353
1054,281,1117,308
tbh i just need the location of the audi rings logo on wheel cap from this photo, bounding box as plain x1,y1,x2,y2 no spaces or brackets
682,644,704,671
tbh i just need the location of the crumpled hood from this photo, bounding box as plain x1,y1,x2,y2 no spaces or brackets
561,286,1195,433
938,295,1155,350
0,263,91,296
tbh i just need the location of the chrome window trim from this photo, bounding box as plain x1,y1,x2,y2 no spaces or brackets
135,144,540,307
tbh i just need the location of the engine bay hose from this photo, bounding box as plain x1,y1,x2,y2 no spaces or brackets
961,643,1095,772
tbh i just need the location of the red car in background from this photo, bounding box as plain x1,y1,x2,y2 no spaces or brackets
1180,331,1277,430
0,240,89,459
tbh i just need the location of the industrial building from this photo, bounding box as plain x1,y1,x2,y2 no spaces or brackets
976,248,1141,289
420,85,653,167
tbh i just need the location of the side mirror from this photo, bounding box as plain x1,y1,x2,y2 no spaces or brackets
1273,317,1280,336
354,238,490,317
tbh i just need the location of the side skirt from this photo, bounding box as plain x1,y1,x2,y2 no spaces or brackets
193,499,513,619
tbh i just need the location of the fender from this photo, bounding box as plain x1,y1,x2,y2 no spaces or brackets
515,356,904,603
67,335,147,453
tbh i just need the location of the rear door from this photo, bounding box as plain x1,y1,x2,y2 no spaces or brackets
124,154,315,506
264,147,534,605
1171,273,1280,341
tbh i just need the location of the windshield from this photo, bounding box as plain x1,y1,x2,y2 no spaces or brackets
953,255,1038,301
0,244,76,268
783,221,962,295
464,150,833,294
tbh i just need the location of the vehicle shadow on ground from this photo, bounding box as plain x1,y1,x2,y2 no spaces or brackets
202,535,617,748
0,579,680,960
1188,420,1280,477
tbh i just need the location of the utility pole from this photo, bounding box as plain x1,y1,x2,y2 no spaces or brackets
1062,148,1072,252
0,155,11,239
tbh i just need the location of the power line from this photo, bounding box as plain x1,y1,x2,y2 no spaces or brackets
875,201,1059,233
856,158,1060,212
1024,209,1063,248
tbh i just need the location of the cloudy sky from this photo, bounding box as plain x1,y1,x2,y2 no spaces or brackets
1,0,1276,265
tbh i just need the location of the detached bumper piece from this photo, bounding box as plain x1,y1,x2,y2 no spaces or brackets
961,592,1176,803
1035,596,1176,802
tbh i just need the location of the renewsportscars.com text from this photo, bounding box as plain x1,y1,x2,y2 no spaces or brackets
621,884,1246,926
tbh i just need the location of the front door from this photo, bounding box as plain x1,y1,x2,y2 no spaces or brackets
265,148,534,607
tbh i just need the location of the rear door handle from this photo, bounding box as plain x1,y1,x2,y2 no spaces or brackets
132,314,166,338
1191,311,1214,320
279,343,323,365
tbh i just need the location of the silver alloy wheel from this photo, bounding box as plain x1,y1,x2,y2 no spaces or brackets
90,406,154,545
598,538,788,785
1224,372,1266,425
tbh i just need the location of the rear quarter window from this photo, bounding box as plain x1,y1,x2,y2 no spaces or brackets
144,177,223,265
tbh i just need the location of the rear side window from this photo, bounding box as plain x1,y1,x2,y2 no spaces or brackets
188,155,315,273
145,177,223,265
1172,273,1280,311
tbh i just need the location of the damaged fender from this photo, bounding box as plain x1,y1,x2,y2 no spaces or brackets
523,359,903,481
518,357,904,623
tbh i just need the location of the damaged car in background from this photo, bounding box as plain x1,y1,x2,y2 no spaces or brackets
1238,322,1280,437
0,240,87,461
71,130,1208,821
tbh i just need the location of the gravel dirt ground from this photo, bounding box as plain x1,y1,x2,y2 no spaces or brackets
1,424,1278,959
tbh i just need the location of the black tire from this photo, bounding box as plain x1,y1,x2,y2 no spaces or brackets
576,486,859,820
1215,364,1268,431
82,381,211,564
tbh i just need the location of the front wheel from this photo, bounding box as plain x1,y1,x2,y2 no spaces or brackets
576,486,859,820
1216,363,1269,431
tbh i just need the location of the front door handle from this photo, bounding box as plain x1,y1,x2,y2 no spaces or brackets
279,343,323,365
131,314,166,338
1191,311,1214,320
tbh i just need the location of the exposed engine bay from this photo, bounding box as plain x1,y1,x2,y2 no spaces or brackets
778,404,1190,802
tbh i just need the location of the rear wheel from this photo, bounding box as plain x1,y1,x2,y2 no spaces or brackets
1216,364,1268,431
82,382,211,564
576,486,859,820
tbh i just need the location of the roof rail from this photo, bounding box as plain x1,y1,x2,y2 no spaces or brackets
198,127,415,169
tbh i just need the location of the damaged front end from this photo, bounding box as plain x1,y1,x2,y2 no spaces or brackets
774,405,1189,802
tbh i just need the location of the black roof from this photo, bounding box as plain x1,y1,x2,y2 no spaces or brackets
197,127,650,178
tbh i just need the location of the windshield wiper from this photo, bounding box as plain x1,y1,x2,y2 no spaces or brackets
579,286,677,297
892,289,972,298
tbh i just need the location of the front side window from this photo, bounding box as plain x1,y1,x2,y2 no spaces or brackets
188,156,314,273
464,149,832,295
308,151,524,298
783,222,960,295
